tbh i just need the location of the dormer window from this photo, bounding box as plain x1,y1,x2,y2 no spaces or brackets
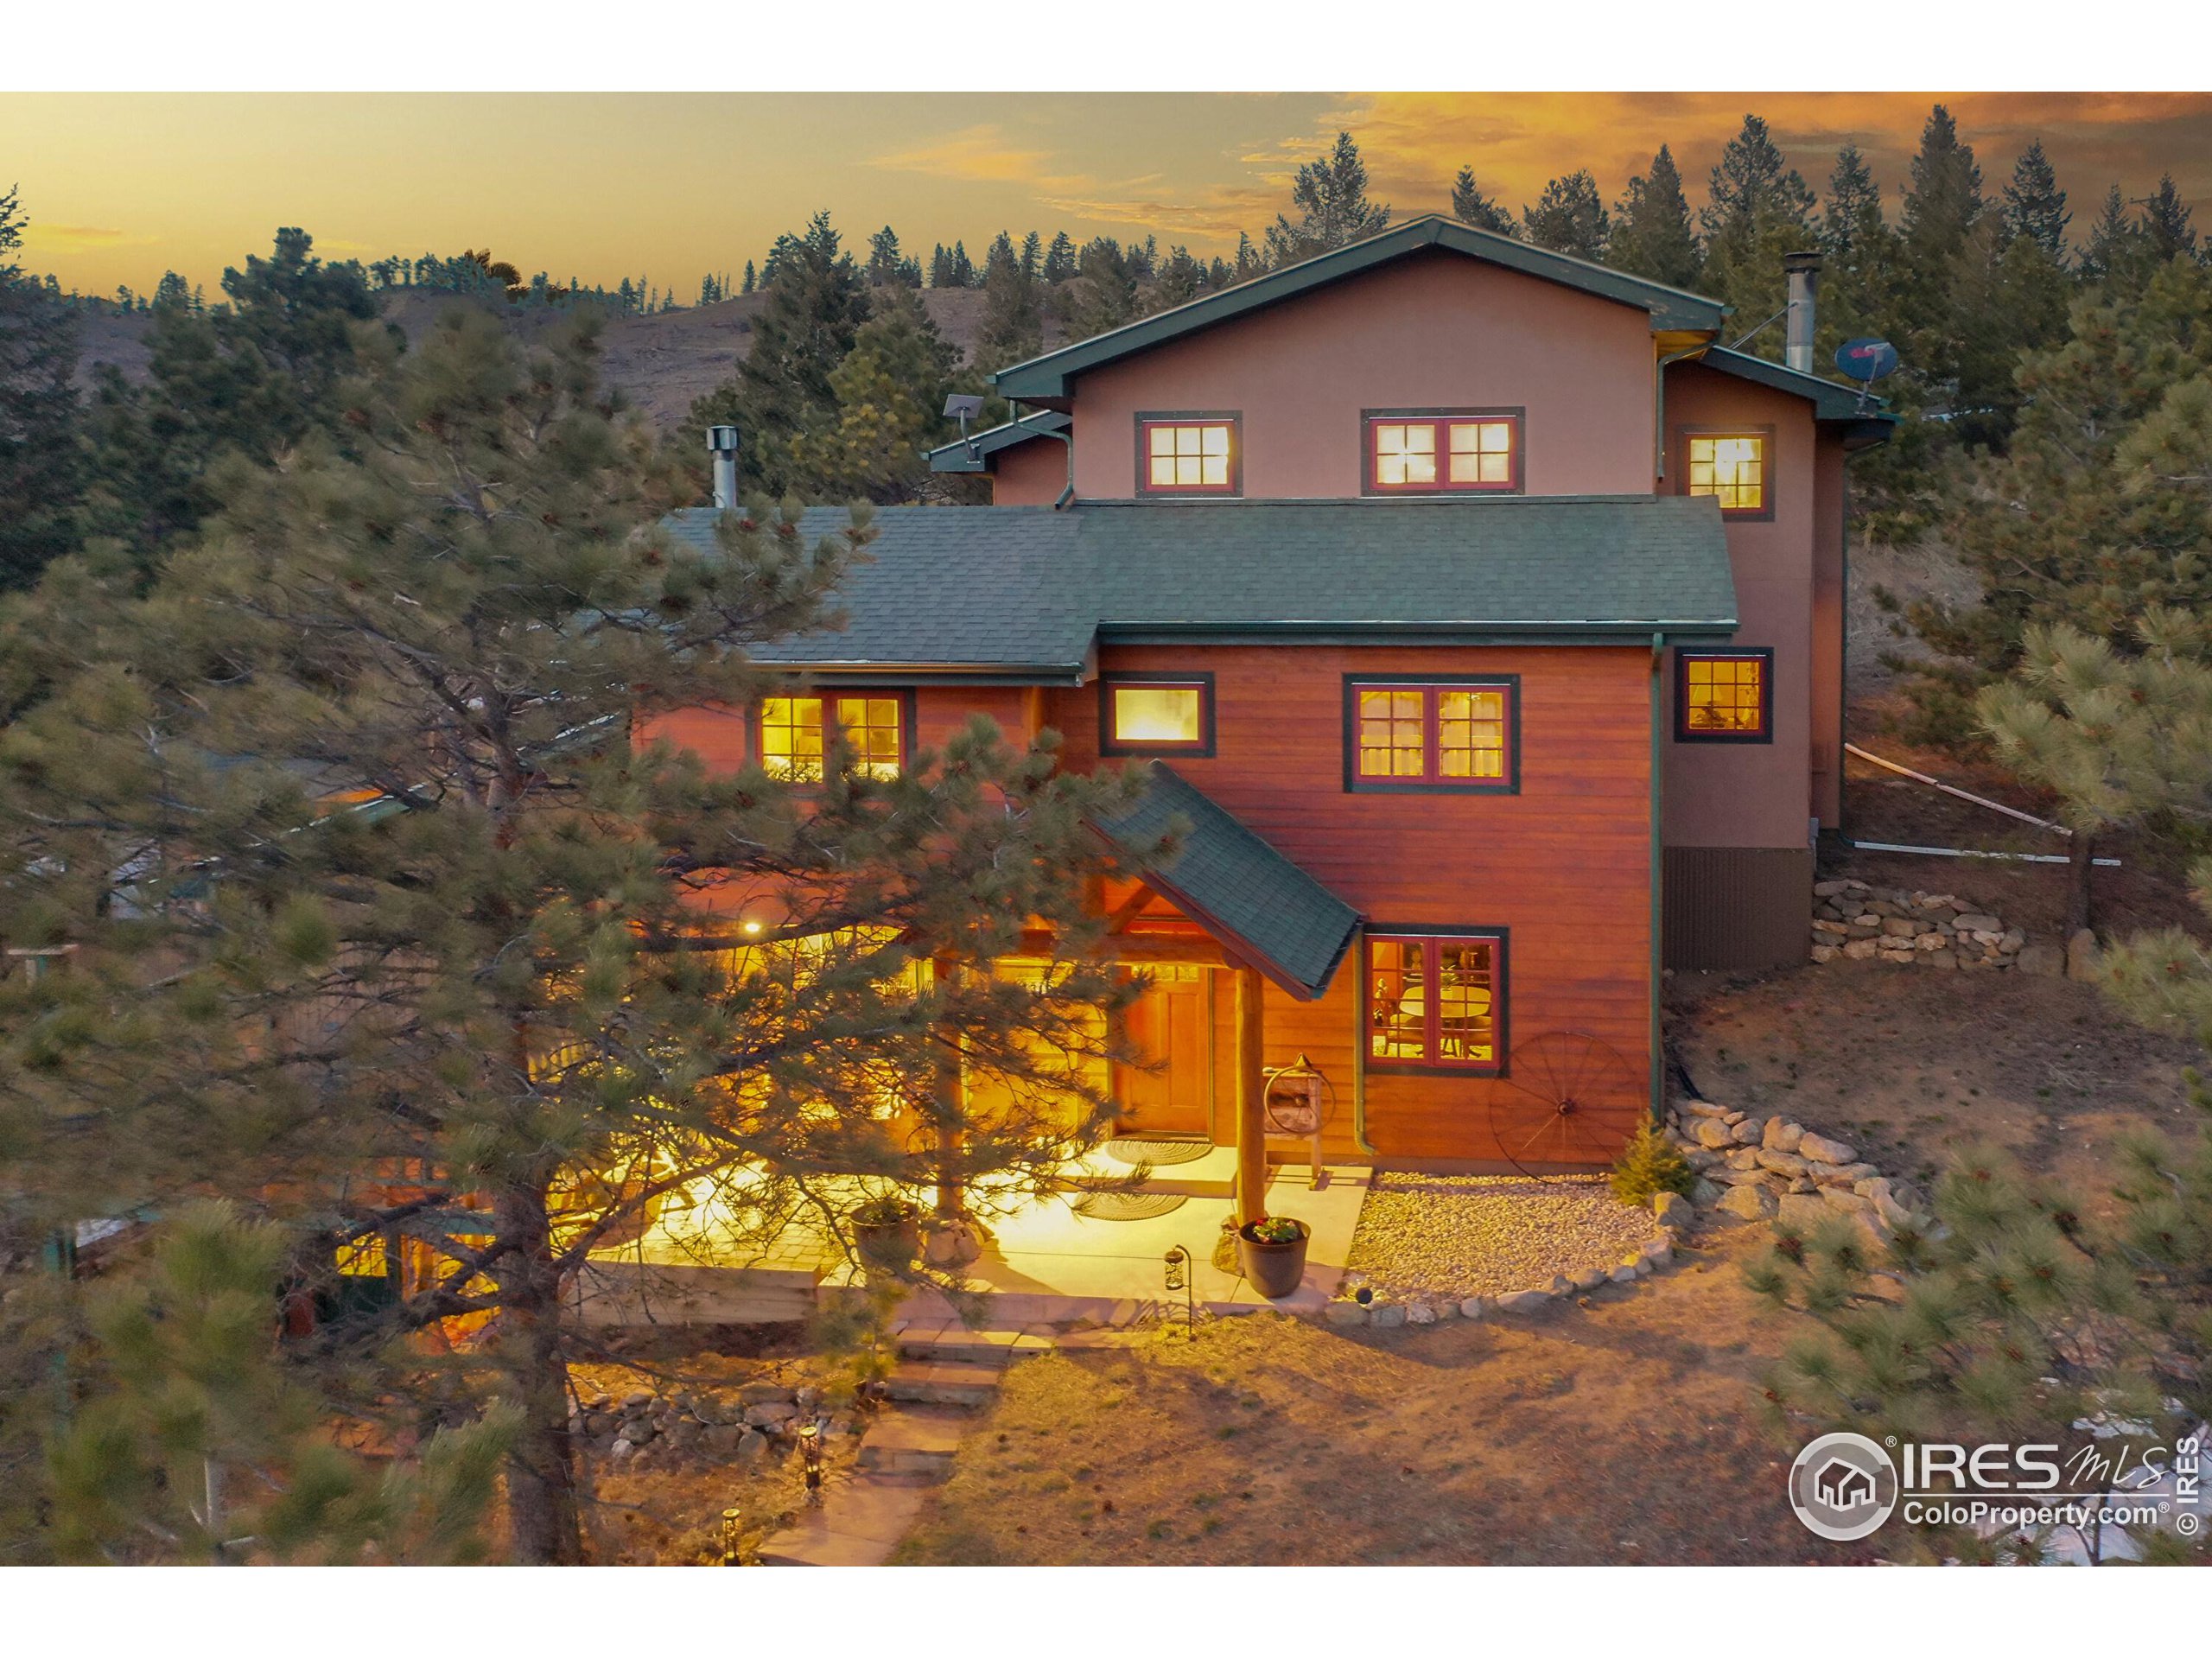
1364,410,1522,495
1137,414,1239,496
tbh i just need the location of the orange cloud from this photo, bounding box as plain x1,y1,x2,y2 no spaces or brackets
20,222,158,251
870,123,1064,184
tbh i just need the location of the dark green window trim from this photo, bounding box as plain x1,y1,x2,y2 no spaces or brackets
1342,673,1522,795
1361,925,1510,1077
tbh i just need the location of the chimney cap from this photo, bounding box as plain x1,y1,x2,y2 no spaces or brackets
706,424,740,454
1783,250,1823,274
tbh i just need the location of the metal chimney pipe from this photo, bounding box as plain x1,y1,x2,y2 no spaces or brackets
705,424,740,511
1783,251,1821,375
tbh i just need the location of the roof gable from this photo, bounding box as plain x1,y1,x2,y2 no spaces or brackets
1693,345,1893,426
993,216,1731,402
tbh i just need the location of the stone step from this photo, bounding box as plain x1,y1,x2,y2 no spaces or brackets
895,1323,1055,1369
755,1471,936,1567
882,1358,1004,1408
855,1405,969,1478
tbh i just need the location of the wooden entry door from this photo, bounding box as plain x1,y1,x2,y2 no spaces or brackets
1115,966,1212,1139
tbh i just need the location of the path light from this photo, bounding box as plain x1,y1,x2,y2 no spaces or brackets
714,1507,744,1566
1163,1247,1196,1338
798,1414,825,1496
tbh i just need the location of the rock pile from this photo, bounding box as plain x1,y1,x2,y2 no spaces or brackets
571,1379,838,1471
1659,1099,1933,1236
1808,879,2054,972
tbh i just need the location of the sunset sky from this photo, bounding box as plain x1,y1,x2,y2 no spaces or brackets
6,91,2209,296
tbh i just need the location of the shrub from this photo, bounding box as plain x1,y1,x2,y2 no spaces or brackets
1609,1117,1694,1206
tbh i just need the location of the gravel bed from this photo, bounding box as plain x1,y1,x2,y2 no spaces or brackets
1342,1173,1658,1301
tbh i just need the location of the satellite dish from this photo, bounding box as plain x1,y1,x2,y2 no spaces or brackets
1835,337,1899,383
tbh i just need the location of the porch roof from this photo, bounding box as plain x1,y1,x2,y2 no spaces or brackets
658,493,1738,679
1088,761,1359,1001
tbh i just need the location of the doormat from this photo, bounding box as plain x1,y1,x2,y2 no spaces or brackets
1101,1137,1211,1167
1073,1191,1191,1222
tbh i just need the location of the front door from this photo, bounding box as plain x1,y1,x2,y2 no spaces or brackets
1115,965,1212,1140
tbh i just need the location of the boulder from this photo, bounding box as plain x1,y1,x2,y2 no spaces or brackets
736,1382,791,1408
1572,1267,1610,1292
1823,1161,1880,1185
1821,1187,1874,1214
1757,1148,1808,1176
1763,1117,1804,1154
1810,945,1840,964
620,1389,654,1411
1925,950,1957,970
1369,1304,1408,1330
2017,942,2063,976
1842,938,1878,960
2067,928,2099,982
1814,879,1859,897
1775,1193,1832,1232
1324,1300,1369,1326
1694,1118,1737,1150
1714,1184,1777,1222
1458,1296,1490,1320
1880,917,1921,938
1690,1179,1724,1207
1407,1302,1438,1326
736,1429,768,1464
1724,1147,1761,1171
1681,1098,1733,1118
1609,1264,1642,1284
1955,913,2003,935
1651,1192,1694,1229
1547,1275,1573,1297
702,1424,741,1456
1640,1237,1674,1268
1729,1116,1766,1145
1495,1290,1552,1314
744,1402,799,1429
1798,1131,1858,1166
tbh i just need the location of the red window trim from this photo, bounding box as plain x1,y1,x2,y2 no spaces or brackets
1135,412,1242,497
1675,425,1776,521
749,687,917,780
1342,675,1521,793
1362,928,1510,1076
1098,672,1217,757
1361,408,1524,496
1673,649,1774,745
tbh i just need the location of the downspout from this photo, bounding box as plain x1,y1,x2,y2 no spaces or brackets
1653,343,1709,481
1006,395,1077,509
1348,922,1375,1157
1648,632,1666,1122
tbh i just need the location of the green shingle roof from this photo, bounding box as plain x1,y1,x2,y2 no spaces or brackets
658,494,1738,677
1090,761,1359,1000
992,215,1730,401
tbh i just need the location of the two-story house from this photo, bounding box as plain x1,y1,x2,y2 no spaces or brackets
657,216,1891,1205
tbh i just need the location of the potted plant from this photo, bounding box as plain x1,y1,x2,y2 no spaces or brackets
850,1194,922,1269
1237,1214,1311,1300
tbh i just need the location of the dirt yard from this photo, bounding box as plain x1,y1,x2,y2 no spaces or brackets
893,1234,1852,1567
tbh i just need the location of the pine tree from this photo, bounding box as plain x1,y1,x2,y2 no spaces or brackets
1606,146,1699,287
1148,245,1210,313
1262,131,1390,266
1700,114,1817,333
1232,232,1262,283
1815,144,1903,360
687,211,870,498
78,226,378,573
741,258,756,295
789,284,965,502
0,309,1155,1562
974,230,1042,373
1020,231,1042,283
2141,173,2198,266
1060,236,1139,339
1609,1118,1694,1206
947,240,976,287
1449,164,1516,236
2000,139,2072,261
1892,105,2004,440
1976,609,2212,931
0,184,83,590
865,225,905,286
1521,170,1609,261
1041,231,1077,284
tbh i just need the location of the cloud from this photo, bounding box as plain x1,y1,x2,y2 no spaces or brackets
1036,182,1281,244
20,223,159,251
871,124,1063,184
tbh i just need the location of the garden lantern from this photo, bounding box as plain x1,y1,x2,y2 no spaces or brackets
798,1414,825,1493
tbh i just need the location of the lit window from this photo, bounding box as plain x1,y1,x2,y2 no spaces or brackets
1102,675,1211,753
335,1234,389,1277
759,693,906,780
1348,679,1515,790
1676,651,1771,742
1686,433,1767,515
1367,412,1521,493
1140,418,1236,494
1366,932,1503,1071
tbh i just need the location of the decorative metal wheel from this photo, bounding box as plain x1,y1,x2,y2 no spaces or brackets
1489,1031,1644,1175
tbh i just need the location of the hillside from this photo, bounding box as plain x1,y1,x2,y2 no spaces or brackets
70,284,1011,433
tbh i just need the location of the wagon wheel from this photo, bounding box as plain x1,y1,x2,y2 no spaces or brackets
1489,1031,1643,1176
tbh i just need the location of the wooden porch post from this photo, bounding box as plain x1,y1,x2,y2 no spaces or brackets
1233,964,1266,1226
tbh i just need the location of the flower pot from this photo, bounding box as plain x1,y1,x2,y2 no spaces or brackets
1237,1219,1311,1300
853,1213,920,1269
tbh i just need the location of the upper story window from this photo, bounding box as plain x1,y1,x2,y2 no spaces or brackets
1100,672,1214,756
1365,930,1505,1073
1363,410,1522,495
1137,414,1239,496
1344,677,1518,792
1675,649,1772,743
1682,429,1771,518
758,692,909,781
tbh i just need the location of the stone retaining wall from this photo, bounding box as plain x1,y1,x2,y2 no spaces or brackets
1807,878,2056,972
1658,1099,1932,1235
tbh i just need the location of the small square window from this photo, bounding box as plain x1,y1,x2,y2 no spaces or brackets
1101,674,1214,755
1676,651,1771,742
1139,417,1238,495
1684,432,1769,516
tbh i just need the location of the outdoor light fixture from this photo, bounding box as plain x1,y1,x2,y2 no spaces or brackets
1162,1247,1196,1338
798,1414,826,1495
714,1506,744,1566
943,392,986,461
741,918,764,937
